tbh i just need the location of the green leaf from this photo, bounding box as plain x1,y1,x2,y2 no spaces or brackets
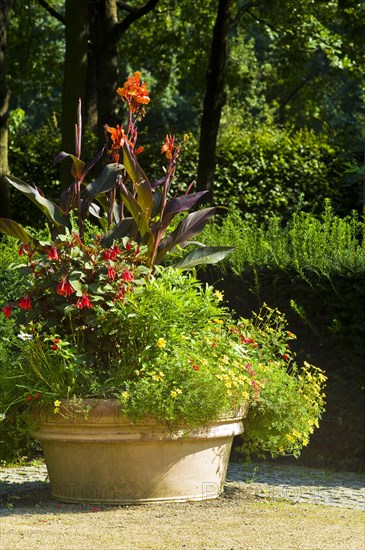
173,246,235,269
5,175,71,229
119,182,153,247
122,142,153,220
0,218,33,243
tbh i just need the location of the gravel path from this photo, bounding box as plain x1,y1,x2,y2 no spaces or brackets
1,461,364,510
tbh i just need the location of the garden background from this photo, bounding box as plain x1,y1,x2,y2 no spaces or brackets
0,0,364,471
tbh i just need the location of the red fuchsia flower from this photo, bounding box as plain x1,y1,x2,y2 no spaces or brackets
113,287,126,303
2,305,12,318
125,241,132,251
27,394,33,401
251,380,261,399
121,269,134,282
161,134,176,160
51,337,60,351
102,249,113,261
107,266,117,281
245,363,256,376
18,243,30,256
47,246,59,260
282,353,290,361
76,294,93,309
111,245,122,259
192,364,199,371
35,393,41,399
57,278,75,297
19,295,32,311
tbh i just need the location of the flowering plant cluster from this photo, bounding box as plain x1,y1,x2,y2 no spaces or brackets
0,71,326,458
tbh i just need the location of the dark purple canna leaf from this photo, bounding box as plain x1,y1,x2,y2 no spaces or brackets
155,207,215,263
164,191,208,216
5,175,71,229
0,218,33,243
84,163,124,200
54,152,85,181
151,177,165,189
100,218,134,247
82,146,106,179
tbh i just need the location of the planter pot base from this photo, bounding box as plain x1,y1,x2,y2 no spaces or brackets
34,400,246,505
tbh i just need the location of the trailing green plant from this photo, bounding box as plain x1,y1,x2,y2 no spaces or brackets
236,307,326,458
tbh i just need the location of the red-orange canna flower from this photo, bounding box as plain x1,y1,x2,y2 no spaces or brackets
161,134,176,160
117,71,150,113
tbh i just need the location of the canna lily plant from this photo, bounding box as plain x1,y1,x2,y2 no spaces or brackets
0,71,233,269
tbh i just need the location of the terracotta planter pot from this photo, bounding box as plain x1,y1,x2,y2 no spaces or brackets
32,399,247,505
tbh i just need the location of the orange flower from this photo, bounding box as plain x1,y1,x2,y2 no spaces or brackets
104,124,126,150
161,134,176,160
117,71,150,112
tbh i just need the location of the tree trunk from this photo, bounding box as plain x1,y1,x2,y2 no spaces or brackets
196,0,234,202
0,0,12,219
60,0,89,189
93,0,120,145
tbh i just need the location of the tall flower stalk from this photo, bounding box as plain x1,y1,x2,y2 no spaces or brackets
0,71,233,270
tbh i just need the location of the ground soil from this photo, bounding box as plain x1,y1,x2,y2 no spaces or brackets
1,492,364,550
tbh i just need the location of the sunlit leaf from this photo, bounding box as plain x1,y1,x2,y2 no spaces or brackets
0,218,33,243
173,246,235,269
5,176,71,229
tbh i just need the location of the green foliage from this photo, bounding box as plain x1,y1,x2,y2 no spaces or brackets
0,263,326,453
215,126,358,221
201,200,365,276
8,111,62,226
8,0,64,127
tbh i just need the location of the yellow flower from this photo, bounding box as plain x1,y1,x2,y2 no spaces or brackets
54,400,61,407
214,290,224,302
121,391,129,401
53,399,61,414
156,337,166,349
170,388,182,398
151,370,164,382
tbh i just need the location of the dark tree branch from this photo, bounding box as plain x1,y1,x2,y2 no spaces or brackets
111,0,160,42
37,0,65,25
116,1,138,13
245,9,280,33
